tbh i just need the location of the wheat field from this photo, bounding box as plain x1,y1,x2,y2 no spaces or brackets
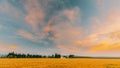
0,58,120,68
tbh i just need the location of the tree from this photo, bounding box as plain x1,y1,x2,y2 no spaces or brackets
55,53,61,58
7,52,16,58
69,54,75,58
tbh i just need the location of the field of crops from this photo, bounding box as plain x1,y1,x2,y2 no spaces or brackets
0,58,120,68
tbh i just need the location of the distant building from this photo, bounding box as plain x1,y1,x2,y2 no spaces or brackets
60,56,67,59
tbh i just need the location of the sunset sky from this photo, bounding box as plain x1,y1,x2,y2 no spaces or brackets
0,0,120,57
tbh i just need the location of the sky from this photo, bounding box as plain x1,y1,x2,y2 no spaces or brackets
0,0,120,57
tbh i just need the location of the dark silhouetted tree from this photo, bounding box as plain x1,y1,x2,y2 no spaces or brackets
7,52,16,58
55,53,61,58
69,54,75,58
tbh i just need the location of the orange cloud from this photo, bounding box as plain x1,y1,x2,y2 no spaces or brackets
74,33,100,47
88,42,120,53
84,9,120,54
75,41,82,46
0,44,20,53
107,31,120,41
85,30,120,54
88,5,120,48
44,25,52,33
8,45,17,49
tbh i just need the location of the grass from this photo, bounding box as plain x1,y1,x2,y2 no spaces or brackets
0,58,120,68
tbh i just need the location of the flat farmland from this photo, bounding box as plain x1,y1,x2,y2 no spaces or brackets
0,58,120,68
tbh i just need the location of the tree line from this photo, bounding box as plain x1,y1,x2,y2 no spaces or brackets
0,52,77,58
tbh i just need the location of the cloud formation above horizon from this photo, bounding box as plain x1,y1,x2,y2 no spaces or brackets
0,0,120,56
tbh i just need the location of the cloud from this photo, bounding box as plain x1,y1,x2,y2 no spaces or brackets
2,0,120,55
0,44,18,53
57,45,80,54
20,0,82,54
75,34,100,47
0,44,30,54
19,0,82,52
86,31,120,54
0,0,24,19
24,0,45,30
45,7,84,54
63,7,81,22
95,1,119,30
82,1,120,55
88,1,120,45
50,8,81,43
0,24,5,29
108,31,120,41
18,30,35,41
19,0,50,43
88,42,120,53
22,1,82,54
8,45,18,49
